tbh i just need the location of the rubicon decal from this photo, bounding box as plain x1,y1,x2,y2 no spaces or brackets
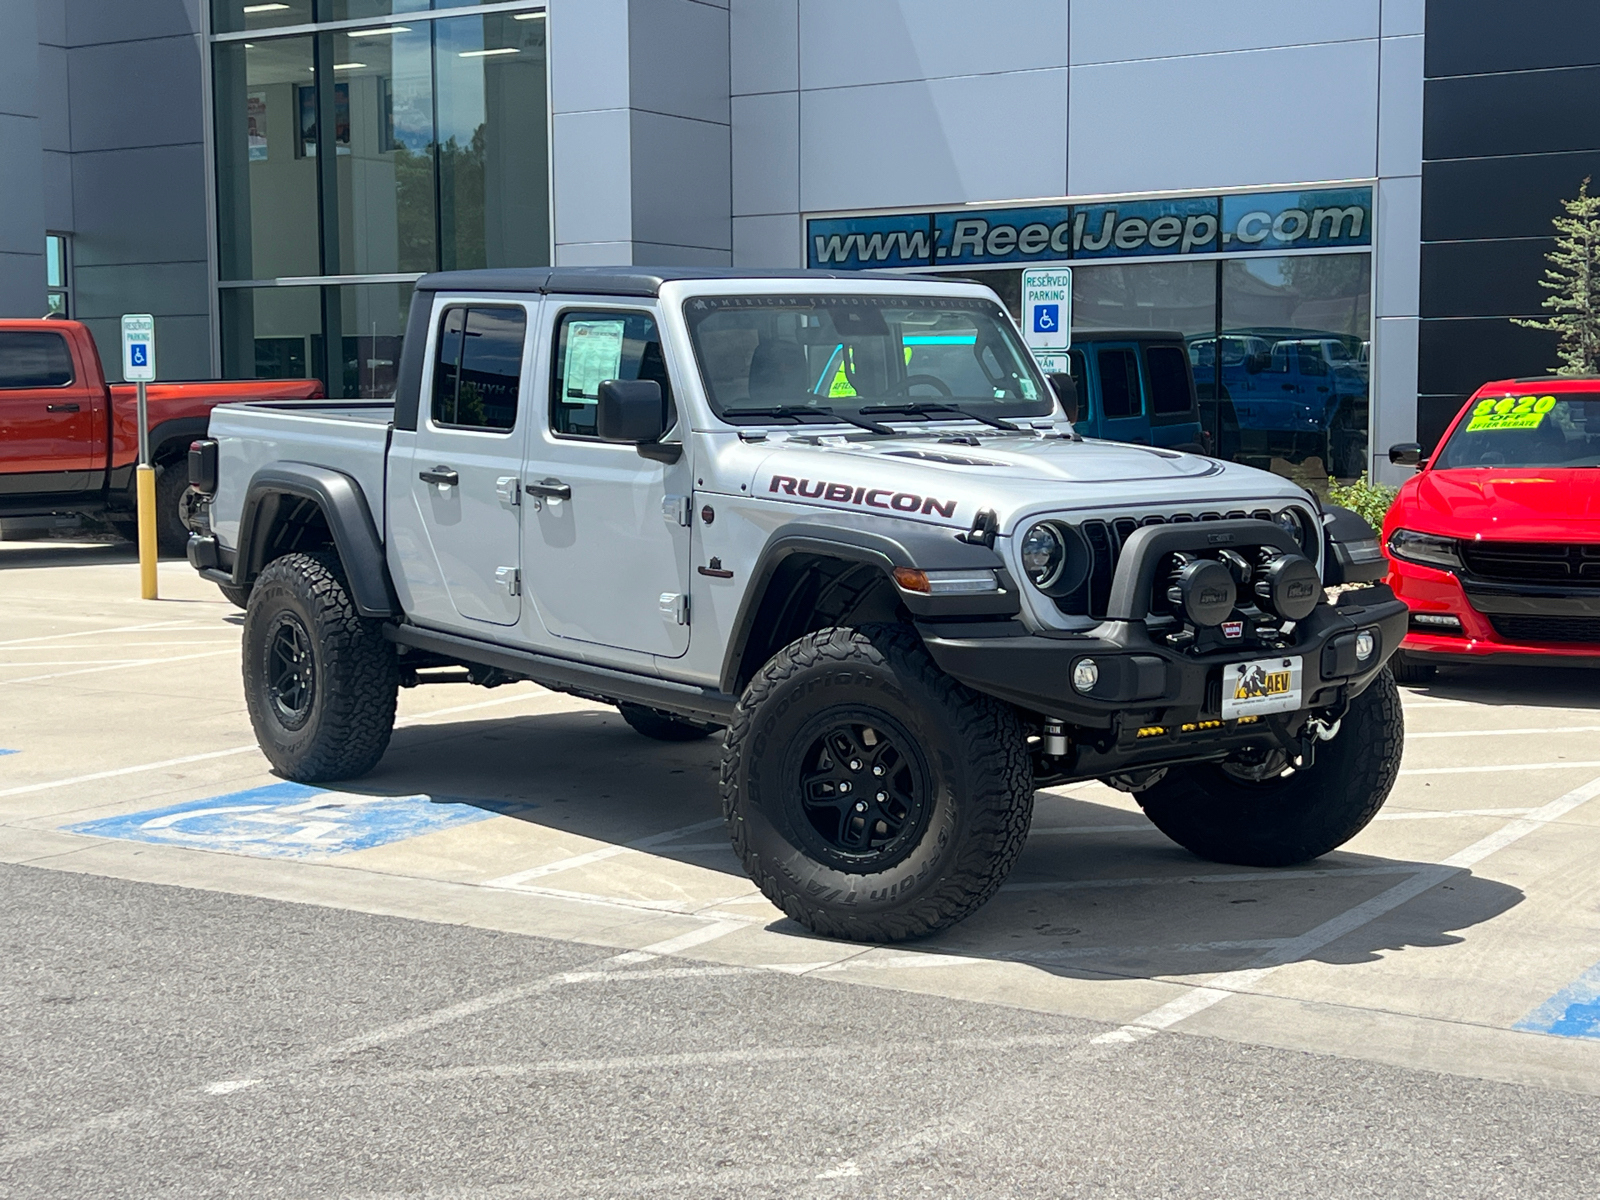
769,476,957,519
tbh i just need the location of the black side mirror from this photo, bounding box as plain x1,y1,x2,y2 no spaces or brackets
1047,373,1079,423
1388,442,1423,467
596,379,665,443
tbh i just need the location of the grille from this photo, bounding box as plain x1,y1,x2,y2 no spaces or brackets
1461,541,1600,587
1060,508,1280,619
1489,614,1600,644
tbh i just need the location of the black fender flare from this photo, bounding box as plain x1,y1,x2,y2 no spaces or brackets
149,416,211,465
235,463,398,618
717,518,1011,694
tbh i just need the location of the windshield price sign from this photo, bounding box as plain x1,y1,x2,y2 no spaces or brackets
1021,267,1072,363
120,313,155,383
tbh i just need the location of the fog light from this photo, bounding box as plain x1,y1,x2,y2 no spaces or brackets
1072,658,1099,693
1412,613,1462,630
1355,630,1376,662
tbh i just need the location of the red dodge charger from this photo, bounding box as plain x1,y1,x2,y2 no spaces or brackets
1383,377,1600,681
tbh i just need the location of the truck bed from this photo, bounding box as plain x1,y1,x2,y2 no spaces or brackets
207,400,394,550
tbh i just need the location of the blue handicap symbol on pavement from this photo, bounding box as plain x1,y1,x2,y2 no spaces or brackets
129,343,149,366
0,749,16,757
1516,958,1600,1040
65,781,495,860
1032,304,1059,334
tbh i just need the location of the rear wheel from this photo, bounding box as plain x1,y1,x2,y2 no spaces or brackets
617,703,720,742
154,463,190,556
217,580,252,609
243,551,398,782
722,623,1033,942
1135,670,1404,867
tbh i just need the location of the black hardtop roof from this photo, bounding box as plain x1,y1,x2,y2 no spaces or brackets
1067,329,1186,343
414,265,949,297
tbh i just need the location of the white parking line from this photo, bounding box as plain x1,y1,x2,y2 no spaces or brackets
485,817,727,888
1401,760,1600,776
1091,772,1600,1045
0,649,238,686
0,620,206,648
0,692,555,800
1001,864,1418,893
1408,726,1600,739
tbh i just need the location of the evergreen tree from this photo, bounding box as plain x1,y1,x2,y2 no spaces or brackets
1514,177,1600,375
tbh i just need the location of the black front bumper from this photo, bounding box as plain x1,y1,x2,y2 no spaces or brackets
920,585,1408,730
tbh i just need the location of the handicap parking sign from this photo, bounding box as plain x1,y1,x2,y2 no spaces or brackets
65,781,495,860
129,343,148,367
1021,267,1071,354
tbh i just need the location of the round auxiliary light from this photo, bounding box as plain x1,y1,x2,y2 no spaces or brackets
1169,557,1237,627
1355,630,1376,662
1072,658,1099,694
1020,522,1067,589
1252,551,1321,622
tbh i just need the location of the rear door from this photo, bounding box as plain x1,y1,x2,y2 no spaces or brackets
399,301,532,630
519,302,693,659
1092,343,1151,445
1143,341,1203,449
0,328,95,493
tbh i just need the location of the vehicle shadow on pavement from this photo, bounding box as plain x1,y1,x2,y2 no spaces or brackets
1400,663,1600,710
0,540,137,569
333,706,1523,984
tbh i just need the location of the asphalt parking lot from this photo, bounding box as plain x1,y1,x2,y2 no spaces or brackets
4,542,1600,1197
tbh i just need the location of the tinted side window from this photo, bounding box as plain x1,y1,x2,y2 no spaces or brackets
0,332,74,389
1067,348,1088,417
1145,345,1194,416
1097,347,1141,419
551,310,675,438
430,306,525,431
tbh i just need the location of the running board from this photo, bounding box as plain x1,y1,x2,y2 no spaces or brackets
383,623,738,724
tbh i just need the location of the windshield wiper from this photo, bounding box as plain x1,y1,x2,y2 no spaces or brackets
720,404,897,436
858,401,1024,432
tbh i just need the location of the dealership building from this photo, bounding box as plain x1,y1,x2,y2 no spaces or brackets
1,0,1591,483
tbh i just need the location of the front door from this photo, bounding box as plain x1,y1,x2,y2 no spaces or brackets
1093,343,1151,445
401,302,531,630
521,304,693,659
0,328,95,494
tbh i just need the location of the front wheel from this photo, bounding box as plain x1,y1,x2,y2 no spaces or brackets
1135,669,1404,867
722,623,1033,942
243,551,398,782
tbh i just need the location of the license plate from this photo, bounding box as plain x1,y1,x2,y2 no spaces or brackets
1221,656,1303,719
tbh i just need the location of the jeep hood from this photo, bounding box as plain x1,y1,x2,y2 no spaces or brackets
743,430,1310,533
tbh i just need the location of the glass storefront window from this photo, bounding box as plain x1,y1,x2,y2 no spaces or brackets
323,24,437,276
335,281,415,397
221,285,325,382
215,37,322,281
212,0,315,36
434,12,549,270
1214,254,1371,482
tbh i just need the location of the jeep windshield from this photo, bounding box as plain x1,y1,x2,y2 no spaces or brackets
684,294,1055,426
1433,392,1600,469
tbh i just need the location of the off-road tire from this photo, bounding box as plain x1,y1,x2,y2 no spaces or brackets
217,580,252,609
1388,651,1437,684
617,703,720,742
1135,668,1404,868
243,551,398,782
722,623,1033,942
155,463,190,557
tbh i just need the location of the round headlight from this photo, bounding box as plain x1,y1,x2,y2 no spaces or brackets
1274,508,1308,550
1020,522,1067,588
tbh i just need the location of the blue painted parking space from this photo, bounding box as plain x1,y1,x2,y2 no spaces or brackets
0,749,17,756
65,781,496,860
1516,961,1600,1040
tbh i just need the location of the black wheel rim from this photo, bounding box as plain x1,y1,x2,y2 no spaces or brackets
786,712,932,872
265,613,315,731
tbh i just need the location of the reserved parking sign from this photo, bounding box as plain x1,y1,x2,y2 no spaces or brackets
1021,267,1072,358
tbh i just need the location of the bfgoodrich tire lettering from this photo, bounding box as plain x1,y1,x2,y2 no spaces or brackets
721,623,1033,942
1135,668,1404,867
243,551,398,782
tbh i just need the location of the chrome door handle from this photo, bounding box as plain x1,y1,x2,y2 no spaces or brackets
418,466,459,486
524,479,571,501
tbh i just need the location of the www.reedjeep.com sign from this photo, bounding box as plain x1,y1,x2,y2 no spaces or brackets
805,187,1371,271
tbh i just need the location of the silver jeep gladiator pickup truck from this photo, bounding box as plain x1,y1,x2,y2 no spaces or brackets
185,267,1403,942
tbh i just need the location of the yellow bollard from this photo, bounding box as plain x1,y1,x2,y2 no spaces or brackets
136,464,159,600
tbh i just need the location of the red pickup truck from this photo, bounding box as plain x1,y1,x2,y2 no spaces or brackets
0,319,321,553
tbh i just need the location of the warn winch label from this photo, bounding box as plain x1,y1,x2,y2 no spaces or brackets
769,476,958,519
